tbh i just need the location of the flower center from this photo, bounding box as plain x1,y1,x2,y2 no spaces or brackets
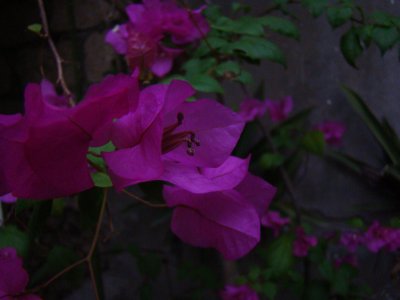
162,112,200,156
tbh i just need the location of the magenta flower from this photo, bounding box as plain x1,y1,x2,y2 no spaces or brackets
0,74,138,199
265,96,293,122
105,0,209,76
261,211,290,237
362,221,397,253
163,173,276,260
292,227,318,257
0,247,41,300
334,253,358,268
104,80,245,192
238,99,267,122
0,193,17,204
314,121,346,146
340,232,364,253
220,285,259,300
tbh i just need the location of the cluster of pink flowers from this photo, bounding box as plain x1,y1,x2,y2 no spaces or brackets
220,285,259,300
105,0,209,77
0,247,41,300
341,221,400,253
314,121,346,146
292,227,318,257
239,96,293,123
0,72,277,260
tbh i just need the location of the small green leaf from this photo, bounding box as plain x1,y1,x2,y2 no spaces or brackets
340,27,363,68
357,25,374,47
332,265,356,296
51,198,65,216
91,172,113,188
235,70,253,84
27,23,42,34
224,37,286,66
0,226,29,257
260,281,277,299
259,152,285,170
326,6,353,28
302,0,328,17
301,131,325,155
390,217,400,228
347,217,364,229
187,74,224,94
89,142,115,155
370,11,393,27
248,267,261,281
213,16,266,36
265,233,295,276
261,16,300,40
215,61,241,77
372,26,400,54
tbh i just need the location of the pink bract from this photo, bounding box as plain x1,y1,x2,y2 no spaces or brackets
292,227,318,257
163,173,276,260
238,98,267,122
261,211,290,236
0,247,41,300
0,74,138,199
220,285,259,300
314,121,346,146
265,96,293,122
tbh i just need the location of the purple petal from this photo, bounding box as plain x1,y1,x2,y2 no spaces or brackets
0,248,29,296
160,156,249,193
235,173,276,217
105,25,128,54
163,99,245,168
239,98,267,122
164,187,260,260
0,193,17,204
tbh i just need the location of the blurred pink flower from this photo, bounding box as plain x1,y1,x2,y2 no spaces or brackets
220,285,259,300
292,227,317,257
238,99,267,122
362,221,399,253
0,193,17,204
340,232,364,253
0,247,41,300
105,0,209,77
314,121,346,146
261,211,290,236
265,96,293,122
334,253,358,268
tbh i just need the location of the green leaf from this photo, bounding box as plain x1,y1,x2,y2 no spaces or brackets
302,0,328,17
260,281,277,299
340,27,363,68
235,70,253,84
89,142,115,155
261,16,300,40
183,58,216,75
301,131,325,155
215,61,241,77
91,172,113,188
224,36,286,66
27,23,42,34
357,25,374,47
30,246,82,286
372,26,400,54
51,198,65,216
390,217,400,228
325,150,364,174
248,267,261,281
0,226,29,257
187,73,224,94
347,217,365,229
265,233,295,277
259,152,285,170
341,86,400,164
332,265,355,295
213,16,267,36
370,11,393,27
326,6,353,28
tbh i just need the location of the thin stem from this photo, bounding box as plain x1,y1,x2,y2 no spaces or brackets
37,0,74,106
29,189,109,299
122,189,168,208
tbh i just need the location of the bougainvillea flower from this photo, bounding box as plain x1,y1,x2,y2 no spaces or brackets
314,121,346,146
292,227,318,257
261,211,290,236
125,0,209,44
163,173,276,260
220,285,259,300
362,221,396,253
0,247,41,300
340,232,364,253
105,1,209,76
238,98,267,122
334,253,358,268
0,74,138,199
104,80,245,191
265,96,293,122
0,193,17,204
